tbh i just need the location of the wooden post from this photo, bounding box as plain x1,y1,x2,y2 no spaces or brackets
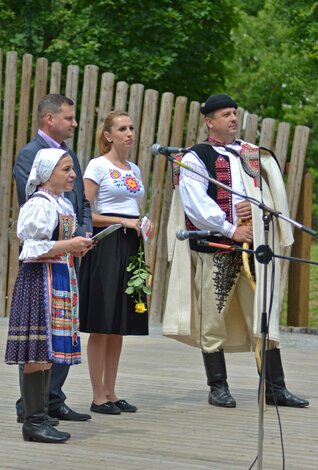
49,61,62,94
6,53,33,316
148,92,174,276
65,64,80,150
150,96,187,323
244,113,259,144
96,72,115,122
197,112,208,143
287,171,312,326
65,64,80,105
76,64,99,169
286,126,310,219
275,122,290,173
114,81,128,111
236,107,245,139
0,51,17,316
94,72,115,155
280,125,310,313
31,58,48,136
185,101,200,146
137,88,159,214
128,83,144,163
259,118,276,150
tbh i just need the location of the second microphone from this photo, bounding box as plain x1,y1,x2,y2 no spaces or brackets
176,230,215,240
151,143,190,155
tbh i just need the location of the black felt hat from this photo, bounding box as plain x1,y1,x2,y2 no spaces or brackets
200,94,238,115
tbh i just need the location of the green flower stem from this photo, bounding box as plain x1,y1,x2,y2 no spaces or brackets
125,237,152,306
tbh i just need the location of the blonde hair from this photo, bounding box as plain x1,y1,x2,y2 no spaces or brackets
97,110,130,155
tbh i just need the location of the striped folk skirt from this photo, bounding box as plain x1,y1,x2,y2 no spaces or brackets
5,256,81,365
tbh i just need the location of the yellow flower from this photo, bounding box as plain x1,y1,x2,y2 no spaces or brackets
126,238,151,314
135,302,147,313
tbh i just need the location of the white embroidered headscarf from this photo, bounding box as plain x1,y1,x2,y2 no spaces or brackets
25,148,68,199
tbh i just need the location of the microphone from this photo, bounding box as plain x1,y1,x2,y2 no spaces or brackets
176,230,214,241
151,143,189,155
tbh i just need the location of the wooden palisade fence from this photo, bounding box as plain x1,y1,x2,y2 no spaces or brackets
0,49,312,326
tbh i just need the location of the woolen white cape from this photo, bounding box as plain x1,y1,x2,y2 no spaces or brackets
163,150,293,351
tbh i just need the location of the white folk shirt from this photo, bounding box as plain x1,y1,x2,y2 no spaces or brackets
18,191,76,260
179,142,246,239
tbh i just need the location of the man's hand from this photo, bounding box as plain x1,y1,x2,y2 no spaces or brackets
235,201,252,222
233,224,253,244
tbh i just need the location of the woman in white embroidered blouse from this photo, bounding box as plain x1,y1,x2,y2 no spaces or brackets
79,111,151,415
5,148,93,443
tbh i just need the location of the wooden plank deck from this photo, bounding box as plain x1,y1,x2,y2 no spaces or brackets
0,317,317,470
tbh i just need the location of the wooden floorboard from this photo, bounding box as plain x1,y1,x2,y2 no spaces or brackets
0,318,317,470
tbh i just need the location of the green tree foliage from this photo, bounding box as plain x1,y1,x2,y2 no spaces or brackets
225,0,318,222
235,0,265,16
0,0,236,101
225,0,317,139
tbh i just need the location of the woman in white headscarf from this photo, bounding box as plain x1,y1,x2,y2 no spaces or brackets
5,148,92,444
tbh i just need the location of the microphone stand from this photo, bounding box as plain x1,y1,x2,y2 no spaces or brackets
155,149,317,470
257,212,270,470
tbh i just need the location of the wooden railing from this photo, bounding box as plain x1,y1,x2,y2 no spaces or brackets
0,50,312,325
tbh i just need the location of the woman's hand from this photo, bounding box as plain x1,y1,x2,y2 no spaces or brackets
124,218,141,236
68,236,94,257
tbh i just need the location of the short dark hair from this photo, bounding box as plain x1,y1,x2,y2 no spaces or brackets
37,94,74,121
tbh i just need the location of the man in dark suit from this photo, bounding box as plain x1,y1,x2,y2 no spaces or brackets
14,94,92,423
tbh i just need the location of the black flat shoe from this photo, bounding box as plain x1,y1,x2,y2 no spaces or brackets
114,399,137,413
90,401,121,415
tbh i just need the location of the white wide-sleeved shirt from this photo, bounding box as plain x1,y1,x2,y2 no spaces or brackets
83,157,144,215
18,191,76,260
179,142,246,239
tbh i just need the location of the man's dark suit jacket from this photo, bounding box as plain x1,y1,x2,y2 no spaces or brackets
13,133,92,236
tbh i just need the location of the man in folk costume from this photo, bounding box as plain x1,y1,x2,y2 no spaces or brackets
163,93,309,408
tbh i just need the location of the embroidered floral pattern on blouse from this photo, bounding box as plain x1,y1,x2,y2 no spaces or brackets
123,175,141,193
110,170,142,193
109,169,122,179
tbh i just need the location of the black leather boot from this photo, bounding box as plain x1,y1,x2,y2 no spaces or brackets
202,351,236,407
17,369,59,426
22,370,71,443
44,369,59,426
265,348,309,408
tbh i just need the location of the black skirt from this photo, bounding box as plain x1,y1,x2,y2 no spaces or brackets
79,215,149,335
